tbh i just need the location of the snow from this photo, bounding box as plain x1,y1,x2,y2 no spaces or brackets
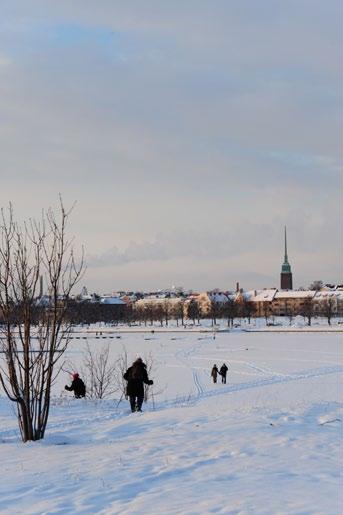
1,328,343,513
274,290,316,299
251,289,277,302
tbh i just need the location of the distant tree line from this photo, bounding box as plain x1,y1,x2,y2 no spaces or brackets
1,293,340,330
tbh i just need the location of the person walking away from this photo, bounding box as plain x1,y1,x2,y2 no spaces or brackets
211,364,219,383
65,373,86,398
124,357,153,412
220,363,228,384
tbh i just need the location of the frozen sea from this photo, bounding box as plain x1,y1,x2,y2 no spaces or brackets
1,326,343,514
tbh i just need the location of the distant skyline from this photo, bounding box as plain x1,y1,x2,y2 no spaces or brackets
1,2,343,291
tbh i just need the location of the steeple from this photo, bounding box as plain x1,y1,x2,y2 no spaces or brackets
284,226,288,261
281,226,291,273
280,226,293,289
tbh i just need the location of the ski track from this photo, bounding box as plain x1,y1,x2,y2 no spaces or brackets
14,364,343,441
3,334,343,439
159,364,343,411
165,337,343,407
243,361,290,378
173,338,210,398
192,369,204,397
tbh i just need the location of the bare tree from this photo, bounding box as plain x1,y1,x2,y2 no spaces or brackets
300,297,314,326
262,302,273,325
143,351,165,408
322,296,335,326
143,351,155,404
114,346,129,405
163,300,170,327
155,303,164,327
210,300,220,326
284,302,296,326
241,298,255,324
81,342,117,399
187,299,200,325
133,302,147,326
145,304,155,326
308,280,324,291
224,298,237,327
173,299,185,327
0,200,84,441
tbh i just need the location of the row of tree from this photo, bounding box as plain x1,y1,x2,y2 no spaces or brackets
62,296,340,327
1,295,339,328
17,295,336,328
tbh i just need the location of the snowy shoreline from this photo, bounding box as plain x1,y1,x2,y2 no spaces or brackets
71,326,343,334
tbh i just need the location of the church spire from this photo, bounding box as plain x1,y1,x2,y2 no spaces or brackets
284,226,288,264
280,226,293,289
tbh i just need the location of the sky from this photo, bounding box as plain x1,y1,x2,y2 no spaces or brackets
1,1,343,293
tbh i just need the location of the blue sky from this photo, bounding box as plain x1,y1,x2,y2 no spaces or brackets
0,1,342,292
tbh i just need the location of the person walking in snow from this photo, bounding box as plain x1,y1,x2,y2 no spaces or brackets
219,363,229,384
211,364,219,383
124,357,153,412
65,372,86,398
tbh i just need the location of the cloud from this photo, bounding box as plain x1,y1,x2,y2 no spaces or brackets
0,2,343,290
87,222,277,268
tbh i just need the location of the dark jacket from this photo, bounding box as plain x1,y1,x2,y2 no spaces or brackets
220,364,228,376
124,361,153,397
65,377,86,398
211,366,219,378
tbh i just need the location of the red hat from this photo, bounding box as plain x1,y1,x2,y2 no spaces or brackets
72,372,79,379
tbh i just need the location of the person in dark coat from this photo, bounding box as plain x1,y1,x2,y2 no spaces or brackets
219,363,229,384
211,364,219,383
65,373,86,398
123,358,153,412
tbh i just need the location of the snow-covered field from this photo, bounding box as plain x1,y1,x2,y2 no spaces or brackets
1,329,343,514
